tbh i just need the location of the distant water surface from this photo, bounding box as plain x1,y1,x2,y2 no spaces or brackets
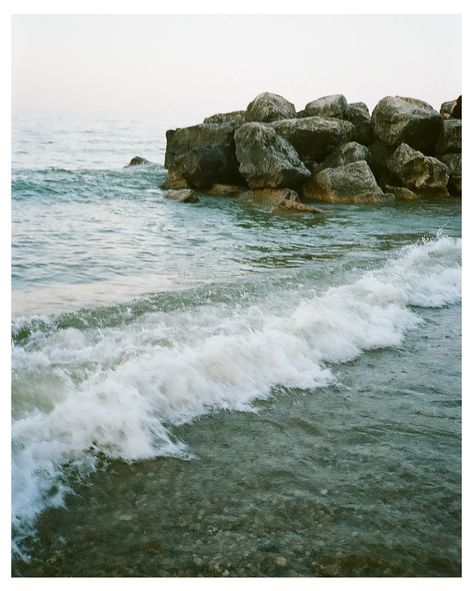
12,112,461,576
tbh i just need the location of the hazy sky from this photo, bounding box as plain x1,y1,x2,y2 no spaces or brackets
12,15,461,125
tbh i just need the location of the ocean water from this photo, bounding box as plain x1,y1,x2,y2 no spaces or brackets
11,112,461,576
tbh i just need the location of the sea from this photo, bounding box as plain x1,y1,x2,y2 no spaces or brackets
11,111,461,576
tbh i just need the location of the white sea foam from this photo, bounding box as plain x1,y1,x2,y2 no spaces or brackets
11,234,461,548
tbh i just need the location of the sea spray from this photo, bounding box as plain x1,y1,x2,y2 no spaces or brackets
12,234,461,551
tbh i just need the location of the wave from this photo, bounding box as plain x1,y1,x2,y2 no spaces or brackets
11,234,461,554
11,165,166,203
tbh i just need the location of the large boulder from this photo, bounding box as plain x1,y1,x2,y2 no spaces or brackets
387,143,449,193
372,96,442,155
163,123,241,189
174,144,242,190
164,124,235,170
300,97,372,145
245,92,297,123
346,102,373,145
385,185,418,201
303,161,386,204
348,102,370,116
317,141,371,173
451,95,462,119
270,116,354,163
367,140,398,189
234,123,311,189
436,119,461,154
303,94,349,119
439,153,461,196
440,100,456,119
204,111,246,126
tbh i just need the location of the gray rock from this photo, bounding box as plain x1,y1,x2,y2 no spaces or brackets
303,94,349,119
439,153,461,195
163,189,199,203
368,140,398,189
440,100,456,119
317,141,371,173
349,102,370,116
245,92,297,123
164,124,235,171
204,111,246,126
385,185,418,200
372,96,442,154
387,143,449,193
270,116,354,162
346,102,373,145
451,95,462,119
300,98,372,145
127,156,151,167
303,161,386,204
174,144,242,190
234,123,311,189
163,123,242,189
436,119,461,154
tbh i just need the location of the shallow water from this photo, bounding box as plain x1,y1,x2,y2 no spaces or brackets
11,112,461,576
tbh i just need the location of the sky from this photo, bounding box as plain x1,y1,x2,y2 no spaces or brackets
12,14,462,126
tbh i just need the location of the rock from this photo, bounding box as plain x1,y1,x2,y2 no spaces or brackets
163,189,199,203
385,185,418,200
163,123,242,189
204,111,246,126
439,153,461,195
436,119,461,154
451,95,462,119
270,116,354,163
368,140,398,189
175,144,242,190
372,96,442,155
303,94,349,119
160,170,188,190
236,188,322,213
234,123,311,189
164,124,236,171
303,161,387,204
387,143,449,193
205,183,246,196
237,187,300,208
349,102,370,116
127,156,151,167
440,100,456,119
300,97,372,145
245,92,297,123
317,141,371,173
280,200,324,213
346,102,373,145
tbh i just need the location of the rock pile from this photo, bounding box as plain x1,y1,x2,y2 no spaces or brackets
161,92,462,206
